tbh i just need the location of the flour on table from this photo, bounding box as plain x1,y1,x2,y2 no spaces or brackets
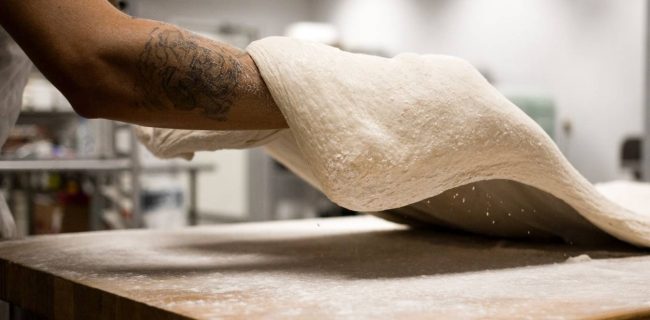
566,254,592,263
135,37,650,247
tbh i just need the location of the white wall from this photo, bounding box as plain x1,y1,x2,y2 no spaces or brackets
313,0,646,182
133,0,314,218
133,0,314,40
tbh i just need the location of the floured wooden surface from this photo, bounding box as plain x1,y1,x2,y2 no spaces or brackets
1,216,650,319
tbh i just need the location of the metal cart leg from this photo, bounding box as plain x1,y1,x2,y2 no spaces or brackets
188,169,198,226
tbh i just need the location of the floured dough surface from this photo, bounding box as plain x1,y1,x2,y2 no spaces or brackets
383,180,619,245
136,37,650,247
134,126,282,160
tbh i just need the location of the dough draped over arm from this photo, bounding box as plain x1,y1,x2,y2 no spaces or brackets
137,36,650,247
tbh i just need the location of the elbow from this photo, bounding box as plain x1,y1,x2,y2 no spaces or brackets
60,60,120,120
68,94,103,119
51,58,105,119
71,99,102,119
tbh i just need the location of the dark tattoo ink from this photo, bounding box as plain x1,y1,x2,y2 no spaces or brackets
136,26,242,120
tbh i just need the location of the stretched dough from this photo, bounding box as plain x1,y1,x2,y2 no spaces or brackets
136,37,650,247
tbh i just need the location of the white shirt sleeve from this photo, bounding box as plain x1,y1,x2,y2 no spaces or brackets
0,26,32,148
0,27,31,239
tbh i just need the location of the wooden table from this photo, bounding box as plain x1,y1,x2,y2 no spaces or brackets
1,216,649,319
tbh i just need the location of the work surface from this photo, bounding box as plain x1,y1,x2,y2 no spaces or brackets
1,216,649,319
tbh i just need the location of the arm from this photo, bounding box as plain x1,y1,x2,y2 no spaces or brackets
0,0,288,130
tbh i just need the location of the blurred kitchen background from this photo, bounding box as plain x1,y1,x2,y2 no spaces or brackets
1,0,648,236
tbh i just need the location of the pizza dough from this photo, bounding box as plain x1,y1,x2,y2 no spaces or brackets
135,126,281,160
136,37,650,247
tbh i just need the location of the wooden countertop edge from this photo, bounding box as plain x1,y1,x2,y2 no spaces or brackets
0,258,193,320
4,252,650,320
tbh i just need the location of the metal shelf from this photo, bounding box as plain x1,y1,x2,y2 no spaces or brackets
0,159,214,173
0,159,132,172
18,109,76,116
142,162,214,173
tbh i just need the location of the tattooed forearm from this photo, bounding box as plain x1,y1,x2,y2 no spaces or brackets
135,26,242,121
